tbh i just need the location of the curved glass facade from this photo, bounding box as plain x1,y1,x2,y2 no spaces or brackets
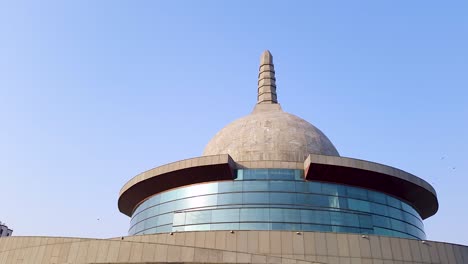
129,169,425,239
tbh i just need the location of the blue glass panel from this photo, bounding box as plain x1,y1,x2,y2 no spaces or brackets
330,211,344,226
133,206,143,216
371,203,388,216
372,215,391,228
240,169,250,179
307,182,321,193
236,170,243,180
240,223,270,230
283,209,301,223
405,205,419,218
315,211,331,224
187,183,219,197
294,170,303,180
392,230,414,239
134,219,144,227
172,226,185,232
346,187,368,200
146,205,159,217
331,211,358,227
142,227,158,234
390,219,406,232
184,224,211,231
300,209,313,223
310,194,328,207
158,213,173,226
386,196,401,209
128,169,426,239
268,169,296,180
270,181,295,192
322,183,344,196
358,215,373,229
243,181,269,192
218,181,243,193
328,196,341,208
403,212,416,225
295,182,308,193
139,198,151,209
405,214,424,230
368,191,387,204
147,195,161,208
339,198,348,209
401,202,415,214
185,211,212,225
360,228,374,234
254,169,270,179
159,190,178,203
212,209,240,222
173,213,186,226
295,193,309,204
348,199,371,212
134,221,145,233
301,224,332,232
132,212,141,224
346,213,361,227
156,224,172,233
159,202,173,214
183,195,218,209
240,208,269,221
243,192,269,204
129,218,137,228
406,226,419,238
387,207,403,220
374,227,393,237
270,208,285,222
243,169,268,180
271,223,300,230
332,226,361,233
270,193,295,204
211,223,240,230
144,216,158,229
218,193,242,205
173,200,187,211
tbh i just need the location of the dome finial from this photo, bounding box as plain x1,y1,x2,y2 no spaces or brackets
257,50,278,104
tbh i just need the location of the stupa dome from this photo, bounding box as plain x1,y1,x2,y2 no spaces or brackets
203,51,339,162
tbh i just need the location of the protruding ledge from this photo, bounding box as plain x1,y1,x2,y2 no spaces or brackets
303,154,438,219
118,154,236,216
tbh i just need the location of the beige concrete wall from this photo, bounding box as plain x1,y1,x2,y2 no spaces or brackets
1,231,467,263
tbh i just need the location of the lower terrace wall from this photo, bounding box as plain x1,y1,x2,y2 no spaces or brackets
0,231,467,263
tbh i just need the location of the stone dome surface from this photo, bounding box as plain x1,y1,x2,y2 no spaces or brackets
203,50,339,162
203,104,339,162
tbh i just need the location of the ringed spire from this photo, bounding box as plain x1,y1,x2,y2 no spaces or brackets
257,50,278,104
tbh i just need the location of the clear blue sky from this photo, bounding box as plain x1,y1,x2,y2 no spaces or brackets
0,1,467,245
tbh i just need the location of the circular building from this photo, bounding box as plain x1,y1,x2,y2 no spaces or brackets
4,51,468,264
118,51,438,241
0,51,468,264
